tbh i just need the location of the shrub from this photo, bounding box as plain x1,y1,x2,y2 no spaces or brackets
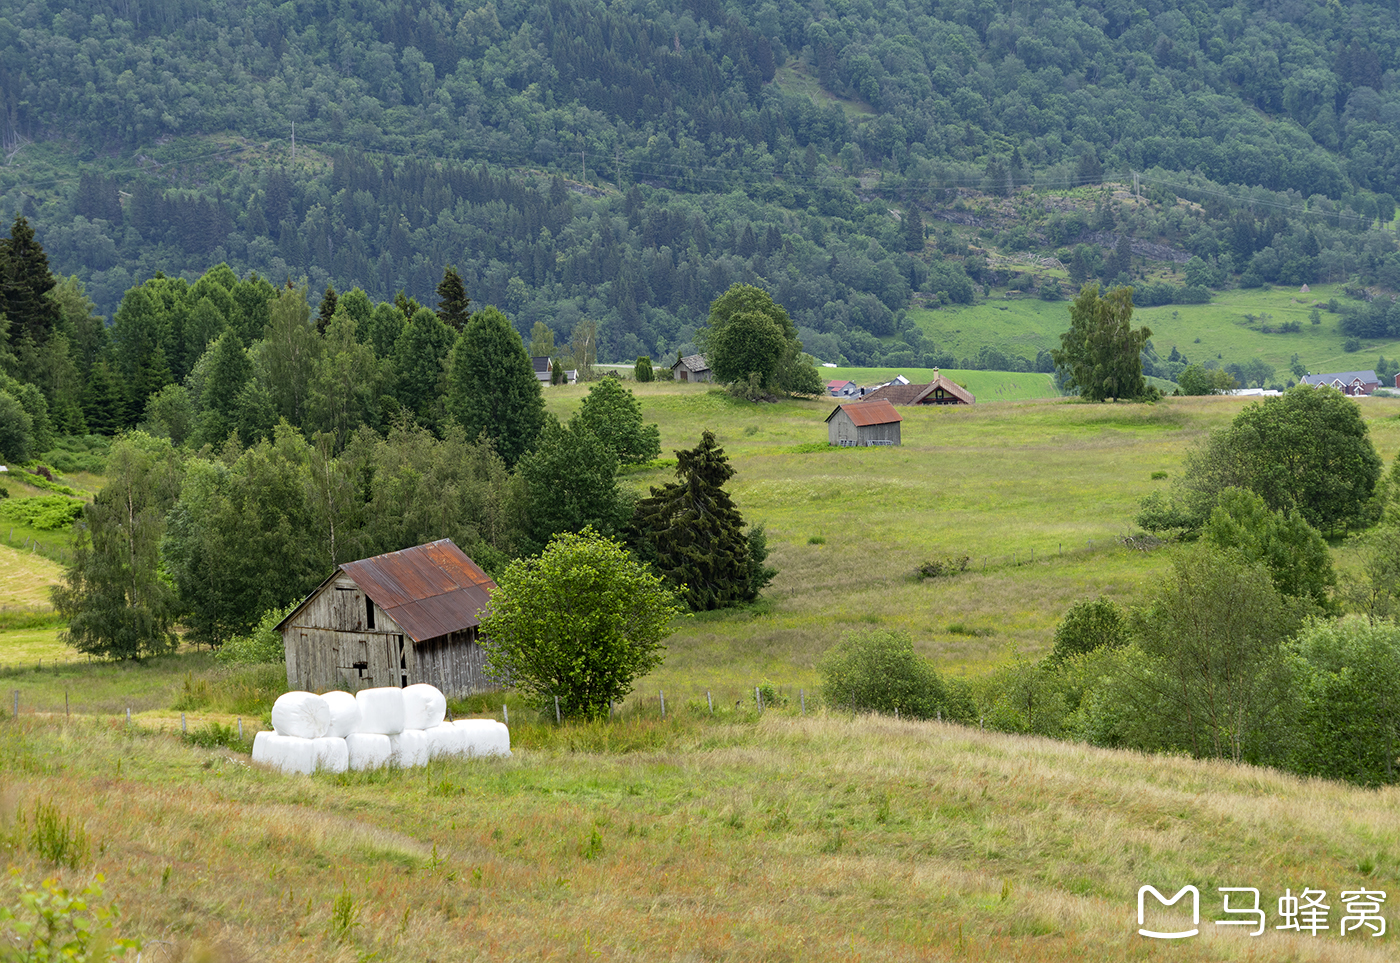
217,603,294,665
634,356,654,382
1049,598,1128,663
182,721,244,750
0,495,84,531
0,872,139,962
916,556,970,579
819,630,951,719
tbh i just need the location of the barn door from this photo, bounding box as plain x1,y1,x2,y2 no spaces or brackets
336,638,373,689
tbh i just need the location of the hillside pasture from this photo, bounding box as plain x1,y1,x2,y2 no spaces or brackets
911,282,1400,377
1,708,1396,962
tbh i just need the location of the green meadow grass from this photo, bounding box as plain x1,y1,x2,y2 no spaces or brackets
3,709,1397,962
543,386,1400,698
911,282,1400,374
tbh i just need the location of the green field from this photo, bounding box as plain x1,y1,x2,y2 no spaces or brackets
4,388,1400,961
911,282,1400,376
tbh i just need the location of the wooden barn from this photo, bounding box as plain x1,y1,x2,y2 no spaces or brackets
276,539,496,699
826,399,903,446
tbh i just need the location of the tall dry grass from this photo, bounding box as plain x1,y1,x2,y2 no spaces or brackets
2,709,1396,961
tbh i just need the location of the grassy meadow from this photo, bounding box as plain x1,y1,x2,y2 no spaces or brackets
5,387,1400,959
911,282,1400,376
4,707,1399,961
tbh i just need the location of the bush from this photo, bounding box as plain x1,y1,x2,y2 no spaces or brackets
0,871,139,961
916,556,970,579
217,603,294,665
0,495,84,531
819,630,952,719
634,356,654,382
1049,598,1128,663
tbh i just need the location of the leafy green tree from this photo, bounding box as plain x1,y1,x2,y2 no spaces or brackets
258,285,321,429
516,417,631,550
573,377,660,465
528,321,555,359
141,383,195,446
634,356,653,382
901,206,924,252
0,388,34,461
1051,284,1154,401
1202,487,1336,611
52,433,183,659
1176,364,1237,395
446,306,545,465
698,284,821,396
390,307,455,431
1339,521,1400,621
630,429,770,610
1129,544,1303,764
1049,597,1128,663
1287,616,1400,786
479,528,681,721
309,310,378,449
194,330,252,446
435,266,471,331
819,630,954,718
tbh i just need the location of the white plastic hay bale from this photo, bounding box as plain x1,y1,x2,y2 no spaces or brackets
312,736,349,774
454,719,512,758
345,732,393,771
320,691,362,738
355,687,406,735
252,731,318,775
270,691,331,739
402,684,447,730
424,723,464,760
389,729,431,768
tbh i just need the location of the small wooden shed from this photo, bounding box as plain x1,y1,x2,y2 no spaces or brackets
276,539,496,699
672,354,713,382
826,399,903,446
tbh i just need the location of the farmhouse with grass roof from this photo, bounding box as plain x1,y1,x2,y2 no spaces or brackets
276,539,495,699
826,399,902,447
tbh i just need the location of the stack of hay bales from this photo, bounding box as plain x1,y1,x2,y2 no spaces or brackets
252,684,510,775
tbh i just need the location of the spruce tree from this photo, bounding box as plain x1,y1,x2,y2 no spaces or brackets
0,214,60,346
316,285,338,334
629,429,767,610
392,307,456,431
436,266,472,331
446,306,544,466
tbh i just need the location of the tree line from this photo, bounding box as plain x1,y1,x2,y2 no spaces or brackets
48,280,784,659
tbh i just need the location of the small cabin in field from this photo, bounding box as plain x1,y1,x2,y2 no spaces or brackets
672,354,713,382
826,399,902,447
276,539,496,699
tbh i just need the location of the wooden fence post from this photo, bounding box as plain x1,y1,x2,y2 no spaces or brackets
659,690,665,718
553,695,560,724
706,690,713,714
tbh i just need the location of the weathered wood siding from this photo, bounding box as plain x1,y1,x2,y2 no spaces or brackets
414,628,490,697
828,408,858,445
857,421,901,445
282,576,489,698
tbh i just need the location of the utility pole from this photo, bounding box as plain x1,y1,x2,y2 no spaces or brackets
1133,171,1139,198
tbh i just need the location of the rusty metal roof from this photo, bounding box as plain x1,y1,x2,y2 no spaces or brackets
825,399,902,427
339,539,496,643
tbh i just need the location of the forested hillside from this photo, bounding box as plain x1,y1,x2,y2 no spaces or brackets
3,0,1400,366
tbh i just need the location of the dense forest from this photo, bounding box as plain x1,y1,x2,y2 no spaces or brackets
3,0,1400,367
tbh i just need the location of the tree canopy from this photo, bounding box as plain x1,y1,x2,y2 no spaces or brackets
479,529,681,721
698,285,822,397
446,306,546,466
1051,284,1153,402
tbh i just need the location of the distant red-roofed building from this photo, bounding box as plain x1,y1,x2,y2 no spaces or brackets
827,379,859,397
825,399,902,446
